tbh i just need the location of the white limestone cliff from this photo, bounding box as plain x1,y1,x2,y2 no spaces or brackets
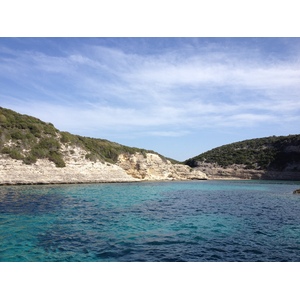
117,152,207,181
0,147,137,185
0,147,207,185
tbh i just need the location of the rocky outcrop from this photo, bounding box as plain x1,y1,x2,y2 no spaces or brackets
117,153,207,180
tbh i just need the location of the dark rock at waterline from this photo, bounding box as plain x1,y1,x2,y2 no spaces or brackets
293,189,300,194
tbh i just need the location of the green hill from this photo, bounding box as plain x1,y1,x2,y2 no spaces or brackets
2,106,298,174
0,107,177,167
185,135,300,172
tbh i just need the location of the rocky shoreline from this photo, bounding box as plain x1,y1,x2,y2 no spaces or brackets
193,162,300,181
0,150,207,185
1,148,299,186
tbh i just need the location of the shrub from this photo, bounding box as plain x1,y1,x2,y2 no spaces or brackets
11,130,24,140
60,131,72,144
0,114,7,123
8,149,23,160
1,147,11,154
23,155,37,165
43,124,56,135
38,137,60,152
29,124,41,137
49,152,65,167
31,147,48,158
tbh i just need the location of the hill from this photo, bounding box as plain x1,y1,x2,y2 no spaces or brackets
185,135,300,180
0,107,206,184
0,107,176,167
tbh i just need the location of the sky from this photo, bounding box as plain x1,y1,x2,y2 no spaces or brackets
1,37,300,161
1,1,300,297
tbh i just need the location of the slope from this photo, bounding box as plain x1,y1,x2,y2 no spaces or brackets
0,106,176,167
0,107,207,184
185,135,300,180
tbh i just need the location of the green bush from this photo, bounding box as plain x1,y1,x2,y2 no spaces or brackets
8,149,23,160
29,124,41,137
49,152,65,167
38,137,60,152
11,130,24,140
1,147,11,154
0,114,7,123
23,154,37,165
31,147,48,158
43,124,56,135
60,131,73,144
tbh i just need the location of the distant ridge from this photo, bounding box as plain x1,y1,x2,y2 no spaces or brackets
185,135,300,180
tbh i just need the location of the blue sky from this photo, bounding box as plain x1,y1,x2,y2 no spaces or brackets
1,38,300,161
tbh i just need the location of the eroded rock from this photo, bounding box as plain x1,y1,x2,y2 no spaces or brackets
117,153,207,181
0,149,208,185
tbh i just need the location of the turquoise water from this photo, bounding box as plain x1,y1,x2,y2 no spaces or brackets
1,180,300,261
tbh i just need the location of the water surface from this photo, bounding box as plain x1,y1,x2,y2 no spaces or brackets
1,180,300,261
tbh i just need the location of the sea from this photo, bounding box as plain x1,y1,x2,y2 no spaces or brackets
1,180,300,262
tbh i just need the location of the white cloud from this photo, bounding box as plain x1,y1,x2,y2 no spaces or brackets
1,40,300,145
124,56,300,91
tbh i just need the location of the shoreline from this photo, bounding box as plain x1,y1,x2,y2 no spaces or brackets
1,177,299,187
0,178,208,186
0,180,140,186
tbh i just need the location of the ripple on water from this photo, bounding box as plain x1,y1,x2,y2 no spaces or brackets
1,181,300,261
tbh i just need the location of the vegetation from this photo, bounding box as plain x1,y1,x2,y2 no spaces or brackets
0,107,65,167
185,135,300,171
2,107,298,172
0,107,176,167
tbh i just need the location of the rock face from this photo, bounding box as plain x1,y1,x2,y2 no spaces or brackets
0,156,137,185
117,153,207,181
193,163,264,180
194,162,300,180
0,146,138,185
0,148,207,185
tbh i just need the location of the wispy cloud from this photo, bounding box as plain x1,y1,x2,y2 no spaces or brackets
1,38,300,159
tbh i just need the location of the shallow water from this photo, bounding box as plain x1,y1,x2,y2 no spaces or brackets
1,180,300,261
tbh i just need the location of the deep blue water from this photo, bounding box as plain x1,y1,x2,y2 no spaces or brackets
1,180,300,262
